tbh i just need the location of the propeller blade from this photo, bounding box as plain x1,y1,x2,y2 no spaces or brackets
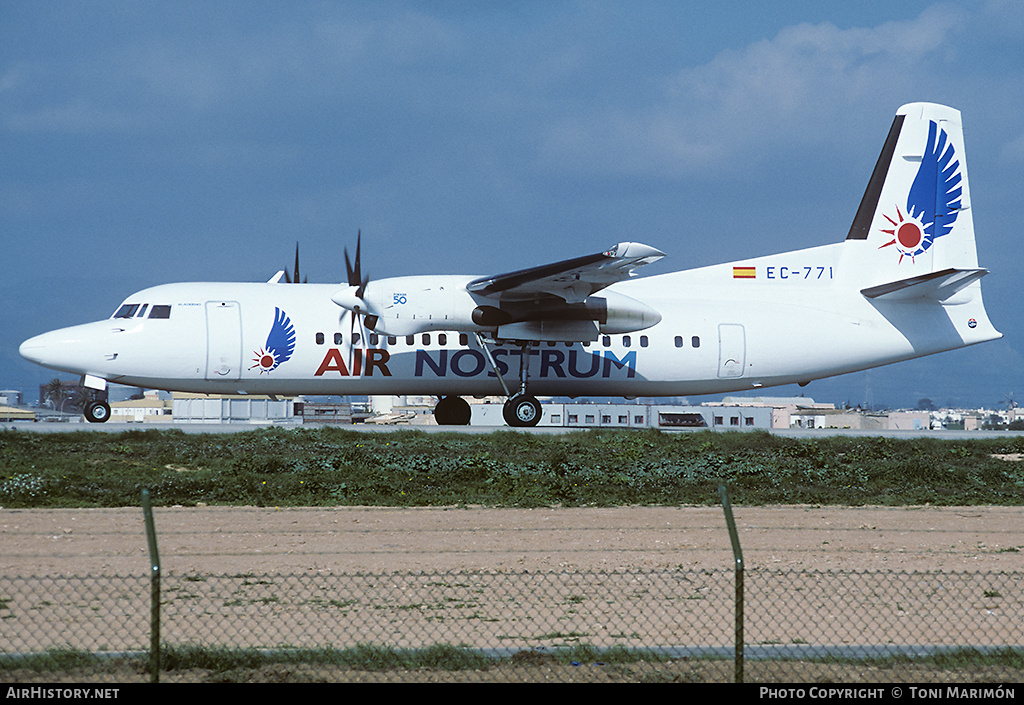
284,242,307,283
344,230,362,287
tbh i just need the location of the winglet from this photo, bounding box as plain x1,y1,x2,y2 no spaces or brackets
604,241,666,266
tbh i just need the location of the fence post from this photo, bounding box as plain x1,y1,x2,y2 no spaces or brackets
141,488,161,684
719,484,744,684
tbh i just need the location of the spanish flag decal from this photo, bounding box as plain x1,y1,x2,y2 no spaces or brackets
733,266,756,279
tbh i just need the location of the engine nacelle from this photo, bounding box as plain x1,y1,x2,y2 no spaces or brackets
479,290,663,341
333,275,662,341
595,291,663,334
336,275,486,337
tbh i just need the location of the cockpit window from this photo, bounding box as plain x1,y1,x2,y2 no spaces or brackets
114,303,140,318
114,303,172,319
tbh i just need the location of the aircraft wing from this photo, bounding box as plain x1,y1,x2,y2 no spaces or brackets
466,241,665,304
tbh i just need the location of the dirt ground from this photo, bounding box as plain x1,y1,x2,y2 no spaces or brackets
2,504,1022,684
1,503,1022,576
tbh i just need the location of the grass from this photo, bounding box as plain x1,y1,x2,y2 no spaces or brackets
5,643,1022,679
1,426,1023,508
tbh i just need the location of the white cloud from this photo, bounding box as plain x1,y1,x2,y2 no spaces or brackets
537,4,967,178
6,99,139,133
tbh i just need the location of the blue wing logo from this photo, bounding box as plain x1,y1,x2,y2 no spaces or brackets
879,120,962,263
250,308,296,374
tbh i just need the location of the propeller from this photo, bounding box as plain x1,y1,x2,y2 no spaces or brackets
333,231,379,370
283,242,308,283
335,230,372,314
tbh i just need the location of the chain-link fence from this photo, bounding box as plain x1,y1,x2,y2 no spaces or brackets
1,568,1021,683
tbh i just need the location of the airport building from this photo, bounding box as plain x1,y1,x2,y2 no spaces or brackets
467,400,774,430
2,382,1011,431
109,392,173,423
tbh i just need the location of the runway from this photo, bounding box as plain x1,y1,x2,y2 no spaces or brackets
5,419,1024,439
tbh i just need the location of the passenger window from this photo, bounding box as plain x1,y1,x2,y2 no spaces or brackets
622,335,631,347
334,333,344,345
692,336,701,348
640,335,648,348
674,336,683,348
388,336,397,346
406,335,415,346
422,334,430,345
438,333,447,346
370,334,379,345
602,336,611,347
316,332,325,345
149,305,171,319
460,334,468,346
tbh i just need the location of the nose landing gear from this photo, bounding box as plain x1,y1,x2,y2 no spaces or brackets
80,378,111,423
84,399,111,423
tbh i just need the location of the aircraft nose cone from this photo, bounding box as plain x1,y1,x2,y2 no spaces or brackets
19,333,49,365
18,324,106,375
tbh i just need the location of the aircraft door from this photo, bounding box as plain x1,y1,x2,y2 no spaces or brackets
717,323,746,378
205,301,242,381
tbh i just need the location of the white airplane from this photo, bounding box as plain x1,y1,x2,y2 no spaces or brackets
20,102,1001,426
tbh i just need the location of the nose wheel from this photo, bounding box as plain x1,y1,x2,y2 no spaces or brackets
84,400,111,423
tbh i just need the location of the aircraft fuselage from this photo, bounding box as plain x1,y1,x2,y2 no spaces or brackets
20,240,998,401
18,103,1003,425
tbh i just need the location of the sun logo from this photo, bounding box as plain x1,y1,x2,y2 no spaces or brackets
878,205,930,263
250,308,296,374
878,119,962,264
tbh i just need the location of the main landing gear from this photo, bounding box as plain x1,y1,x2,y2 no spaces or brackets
433,395,471,426
484,336,542,428
431,337,543,428
502,393,542,427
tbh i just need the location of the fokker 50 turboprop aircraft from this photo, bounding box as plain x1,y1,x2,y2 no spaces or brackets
20,102,1002,426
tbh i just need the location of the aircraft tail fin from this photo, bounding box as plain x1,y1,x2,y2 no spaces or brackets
842,102,981,291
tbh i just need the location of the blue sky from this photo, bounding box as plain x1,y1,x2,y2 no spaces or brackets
3,1,1022,409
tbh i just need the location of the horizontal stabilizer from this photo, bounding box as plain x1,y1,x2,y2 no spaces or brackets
860,267,987,302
